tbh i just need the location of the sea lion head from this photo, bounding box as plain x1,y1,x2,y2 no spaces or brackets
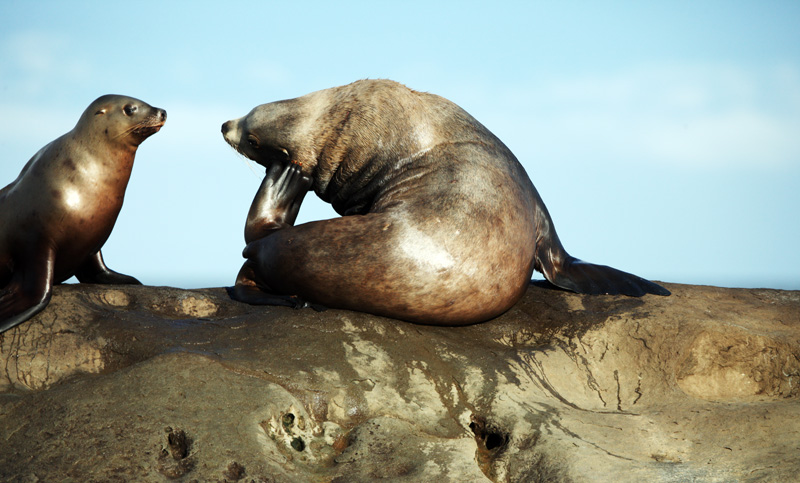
80,95,167,147
221,92,329,174
221,81,427,191
221,100,297,167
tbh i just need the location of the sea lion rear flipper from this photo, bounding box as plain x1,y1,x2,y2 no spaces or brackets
535,237,670,297
539,255,670,297
75,250,141,285
0,252,55,333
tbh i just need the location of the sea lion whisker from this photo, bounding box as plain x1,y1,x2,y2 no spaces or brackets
223,138,263,179
112,125,138,139
242,158,262,179
112,118,163,140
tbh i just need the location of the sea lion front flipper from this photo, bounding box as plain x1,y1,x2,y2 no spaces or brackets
0,249,55,333
75,250,141,285
244,162,313,244
227,284,326,311
229,259,325,311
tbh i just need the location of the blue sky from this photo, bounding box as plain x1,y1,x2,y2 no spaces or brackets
1,1,798,290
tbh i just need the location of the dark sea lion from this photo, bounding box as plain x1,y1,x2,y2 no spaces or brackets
221,79,669,326
0,95,166,333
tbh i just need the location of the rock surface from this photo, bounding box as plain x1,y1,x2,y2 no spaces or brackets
1,282,798,482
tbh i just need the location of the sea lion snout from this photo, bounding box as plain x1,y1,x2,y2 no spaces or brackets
130,106,167,141
221,119,244,153
146,108,167,131
146,107,167,127
153,108,167,122
221,119,241,141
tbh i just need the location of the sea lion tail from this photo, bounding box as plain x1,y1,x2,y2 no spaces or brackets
534,234,670,297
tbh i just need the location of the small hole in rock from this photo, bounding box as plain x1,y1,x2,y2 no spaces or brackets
485,432,505,451
291,437,305,452
469,416,507,452
282,413,295,428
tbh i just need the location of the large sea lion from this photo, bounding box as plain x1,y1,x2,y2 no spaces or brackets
222,79,668,326
0,95,166,333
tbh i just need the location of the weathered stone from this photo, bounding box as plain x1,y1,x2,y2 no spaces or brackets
1,282,798,482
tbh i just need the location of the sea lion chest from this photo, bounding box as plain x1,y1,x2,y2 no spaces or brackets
20,139,132,263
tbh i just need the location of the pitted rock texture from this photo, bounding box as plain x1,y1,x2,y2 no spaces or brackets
1,282,798,482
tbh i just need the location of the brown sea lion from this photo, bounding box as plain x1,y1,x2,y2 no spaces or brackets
0,95,166,333
221,79,669,326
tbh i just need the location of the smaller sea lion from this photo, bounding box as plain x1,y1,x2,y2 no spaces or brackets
0,95,166,333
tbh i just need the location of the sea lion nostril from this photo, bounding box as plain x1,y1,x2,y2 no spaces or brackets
221,121,230,135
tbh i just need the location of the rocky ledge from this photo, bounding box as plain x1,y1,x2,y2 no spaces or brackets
1,282,798,482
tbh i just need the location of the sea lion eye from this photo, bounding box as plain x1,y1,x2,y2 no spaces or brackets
247,135,260,149
123,105,138,116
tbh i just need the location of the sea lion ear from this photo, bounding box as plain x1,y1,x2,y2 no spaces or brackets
95,109,107,116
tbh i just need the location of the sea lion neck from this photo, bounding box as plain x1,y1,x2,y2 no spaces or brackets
66,128,137,170
312,82,433,215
